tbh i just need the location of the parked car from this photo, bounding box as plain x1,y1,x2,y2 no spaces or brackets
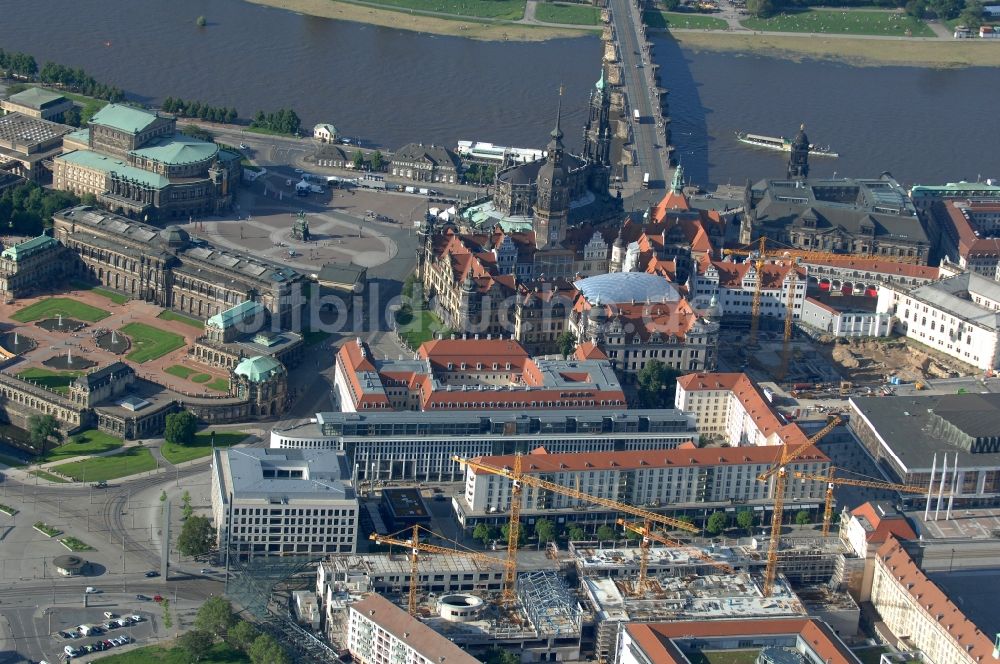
200,568,211,574
102,622,115,630
104,612,117,619
85,586,98,593
153,595,163,602
130,615,143,622
135,594,150,601
144,570,159,578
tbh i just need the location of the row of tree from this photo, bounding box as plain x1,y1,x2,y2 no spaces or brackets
0,182,80,236
250,108,302,136
0,48,38,79
472,508,815,547
180,597,289,664
352,149,385,171
161,97,238,124
742,0,984,20
38,61,125,103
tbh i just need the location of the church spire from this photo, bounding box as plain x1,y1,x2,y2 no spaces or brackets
671,163,684,194
548,85,565,151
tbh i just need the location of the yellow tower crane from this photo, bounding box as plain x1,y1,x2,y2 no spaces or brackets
370,525,508,615
616,518,734,594
453,454,700,605
755,416,841,597
793,468,935,537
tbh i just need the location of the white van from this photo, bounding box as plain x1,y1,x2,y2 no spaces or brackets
78,624,94,636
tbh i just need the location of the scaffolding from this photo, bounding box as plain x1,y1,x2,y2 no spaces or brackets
517,570,583,637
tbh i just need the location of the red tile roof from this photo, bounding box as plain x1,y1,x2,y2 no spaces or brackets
676,373,809,446
876,536,995,663
626,618,860,664
851,502,917,543
417,338,530,372
473,443,827,473
939,199,1000,260
704,259,807,289
574,341,608,361
801,256,940,280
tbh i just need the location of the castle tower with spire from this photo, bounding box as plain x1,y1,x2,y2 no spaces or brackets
787,124,810,180
534,89,571,250
582,67,612,194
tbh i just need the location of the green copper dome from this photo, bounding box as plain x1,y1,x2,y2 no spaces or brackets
234,356,283,382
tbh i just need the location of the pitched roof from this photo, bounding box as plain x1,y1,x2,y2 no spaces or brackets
392,143,458,169
417,338,530,372
938,199,1000,260
206,300,265,330
5,87,68,110
703,258,807,289
626,618,860,664
473,443,826,474
574,341,608,361
350,594,481,664
56,149,170,189
799,256,939,280
677,373,809,446
129,134,218,166
876,536,996,662
89,104,161,134
851,501,917,544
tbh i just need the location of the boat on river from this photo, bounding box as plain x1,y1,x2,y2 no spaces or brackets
735,131,839,158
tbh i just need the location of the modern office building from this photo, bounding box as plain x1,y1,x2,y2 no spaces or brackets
270,408,697,482
210,448,358,557
850,393,1000,508
876,272,1000,370
453,443,829,532
333,336,625,413
346,594,481,664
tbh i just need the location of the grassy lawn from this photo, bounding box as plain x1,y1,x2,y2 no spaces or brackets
165,365,196,379
60,536,95,552
70,280,129,304
29,469,70,483
246,126,297,138
41,429,123,463
94,641,249,663
535,2,602,25
741,9,934,37
689,650,761,664
157,310,204,329
54,447,157,482
206,378,230,392
121,323,186,363
11,297,110,323
160,431,248,465
395,306,450,349
644,9,728,29
15,367,83,395
191,373,212,384
359,0,525,19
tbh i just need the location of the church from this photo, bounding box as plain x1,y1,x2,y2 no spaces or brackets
462,71,618,246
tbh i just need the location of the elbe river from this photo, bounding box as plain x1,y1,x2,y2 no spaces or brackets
0,0,995,188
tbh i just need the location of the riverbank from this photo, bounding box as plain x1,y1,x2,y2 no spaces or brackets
667,30,1000,68
244,0,593,40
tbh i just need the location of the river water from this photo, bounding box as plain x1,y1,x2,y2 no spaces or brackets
0,0,995,187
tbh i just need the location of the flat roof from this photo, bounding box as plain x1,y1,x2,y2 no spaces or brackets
851,394,1000,471
0,112,71,148
381,488,429,519
220,448,355,502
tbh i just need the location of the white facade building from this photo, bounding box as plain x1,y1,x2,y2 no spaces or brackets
313,123,337,143
871,537,996,664
454,445,829,530
688,257,807,323
876,272,1000,370
801,297,892,338
210,448,358,557
347,594,481,664
674,372,810,447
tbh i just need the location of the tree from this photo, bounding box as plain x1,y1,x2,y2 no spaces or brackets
637,360,681,409
736,510,755,534
370,150,384,171
165,411,197,444
178,629,214,662
566,524,586,542
27,414,60,455
958,0,984,28
196,596,235,638
795,510,812,526
182,489,194,520
352,150,365,170
225,107,238,124
80,100,103,126
177,515,215,557
500,522,527,548
534,518,556,544
228,619,260,652
706,511,728,536
160,490,167,502
248,633,290,664
485,646,520,664
746,0,774,17
472,523,496,547
556,330,577,359
596,524,617,541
